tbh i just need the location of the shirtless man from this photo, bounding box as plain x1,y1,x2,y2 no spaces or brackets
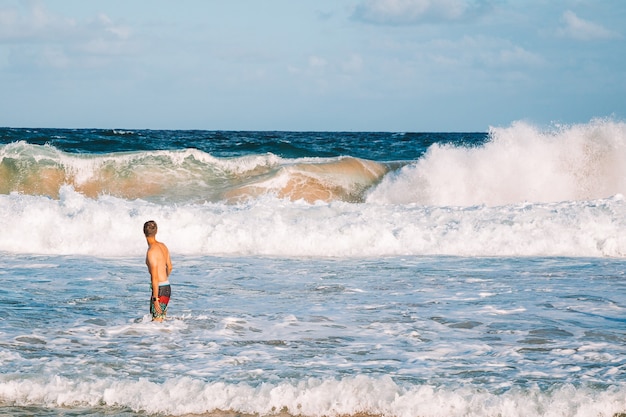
144,220,173,322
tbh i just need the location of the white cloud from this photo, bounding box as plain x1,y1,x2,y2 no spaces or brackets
557,10,620,41
287,56,328,78
309,55,328,69
0,1,71,42
494,45,544,68
395,35,544,71
351,0,490,25
0,1,134,69
98,13,131,40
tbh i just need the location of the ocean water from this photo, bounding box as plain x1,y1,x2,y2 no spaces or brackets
1,119,626,417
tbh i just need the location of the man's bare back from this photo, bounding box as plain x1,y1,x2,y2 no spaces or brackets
146,240,172,284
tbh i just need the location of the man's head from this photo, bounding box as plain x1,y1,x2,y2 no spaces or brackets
143,220,158,237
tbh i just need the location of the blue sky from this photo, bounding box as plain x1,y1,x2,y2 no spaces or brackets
0,0,624,131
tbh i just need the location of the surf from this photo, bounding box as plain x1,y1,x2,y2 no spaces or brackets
0,141,392,204
1,186,624,257
2,375,625,417
367,118,626,206
1,119,625,258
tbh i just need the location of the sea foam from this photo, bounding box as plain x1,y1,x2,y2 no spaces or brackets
1,375,625,417
367,118,626,206
0,186,624,257
1,119,626,258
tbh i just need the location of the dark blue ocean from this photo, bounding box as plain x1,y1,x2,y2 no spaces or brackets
1,120,626,416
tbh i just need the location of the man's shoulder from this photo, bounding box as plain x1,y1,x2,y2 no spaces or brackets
148,241,169,255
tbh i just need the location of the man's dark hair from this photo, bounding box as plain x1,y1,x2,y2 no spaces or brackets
143,220,158,237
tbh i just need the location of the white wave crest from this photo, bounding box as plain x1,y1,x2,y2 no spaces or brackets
1,375,624,417
0,187,624,257
368,118,626,206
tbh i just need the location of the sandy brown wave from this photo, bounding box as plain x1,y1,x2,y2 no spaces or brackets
225,157,389,203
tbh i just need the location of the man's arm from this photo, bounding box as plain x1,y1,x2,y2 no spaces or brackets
165,246,173,277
